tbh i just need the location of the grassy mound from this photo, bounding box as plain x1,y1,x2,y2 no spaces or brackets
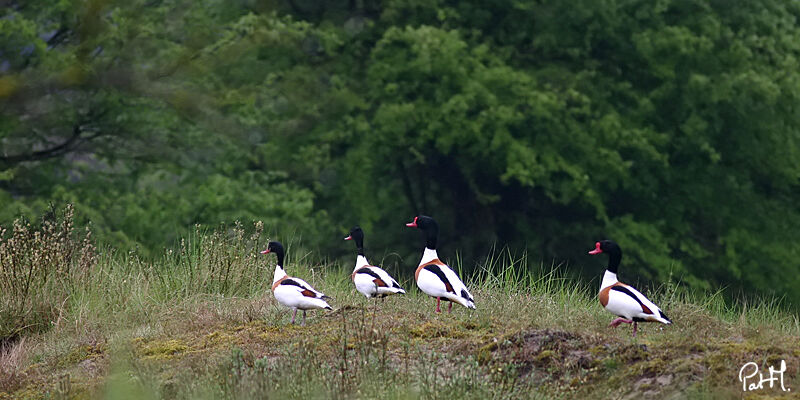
0,219,797,399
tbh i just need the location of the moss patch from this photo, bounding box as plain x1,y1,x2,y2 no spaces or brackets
409,321,456,338
1,387,43,400
135,339,189,360
55,344,105,369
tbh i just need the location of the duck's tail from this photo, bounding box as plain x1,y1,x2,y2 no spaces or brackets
658,310,672,324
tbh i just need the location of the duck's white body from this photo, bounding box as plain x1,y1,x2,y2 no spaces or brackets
415,248,475,309
351,255,405,298
272,265,332,311
600,270,670,324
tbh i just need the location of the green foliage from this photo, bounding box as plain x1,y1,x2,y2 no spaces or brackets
1,0,799,307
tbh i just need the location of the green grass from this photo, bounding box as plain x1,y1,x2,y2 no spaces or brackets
1,216,799,399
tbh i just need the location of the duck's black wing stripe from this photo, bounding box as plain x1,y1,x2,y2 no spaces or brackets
358,267,403,289
282,278,325,298
355,267,381,280
281,278,308,290
659,310,671,322
460,289,472,302
424,264,455,293
610,286,652,314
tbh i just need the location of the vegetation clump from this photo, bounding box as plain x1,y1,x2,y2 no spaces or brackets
0,205,97,342
135,339,189,361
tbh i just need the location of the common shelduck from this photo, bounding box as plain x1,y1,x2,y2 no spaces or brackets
345,226,406,299
260,241,332,325
406,216,475,312
589,240,671,336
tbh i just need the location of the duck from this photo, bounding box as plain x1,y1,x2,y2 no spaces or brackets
260,241,332,325
588,239,671,336
345,226,406,299
406,215,475,312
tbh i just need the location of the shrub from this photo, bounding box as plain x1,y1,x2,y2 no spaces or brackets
0,204,96,342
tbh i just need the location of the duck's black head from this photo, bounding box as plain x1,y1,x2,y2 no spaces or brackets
260,241,285,266
588,239,622,273
406,215,439,249
344,226,365,255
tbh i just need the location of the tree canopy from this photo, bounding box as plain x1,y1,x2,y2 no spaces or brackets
2,0,799,307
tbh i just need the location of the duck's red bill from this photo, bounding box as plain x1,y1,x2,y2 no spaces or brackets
588,242,602,255
260,249,270,254
405,217,418,227
344,235,352,241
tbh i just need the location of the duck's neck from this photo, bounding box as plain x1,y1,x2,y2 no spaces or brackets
600,249,621,289
601,270,618,290
273,265,287,284
273,248,285,270
419,247,439,266
607,250,621,274
353,254,369,270
354,237,365,257
424,227,438,250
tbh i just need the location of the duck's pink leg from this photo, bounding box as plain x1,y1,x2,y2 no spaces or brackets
608,317,633,328
435,297,441,313
632,321,638,337
448,302,453,313
291,309,298,324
